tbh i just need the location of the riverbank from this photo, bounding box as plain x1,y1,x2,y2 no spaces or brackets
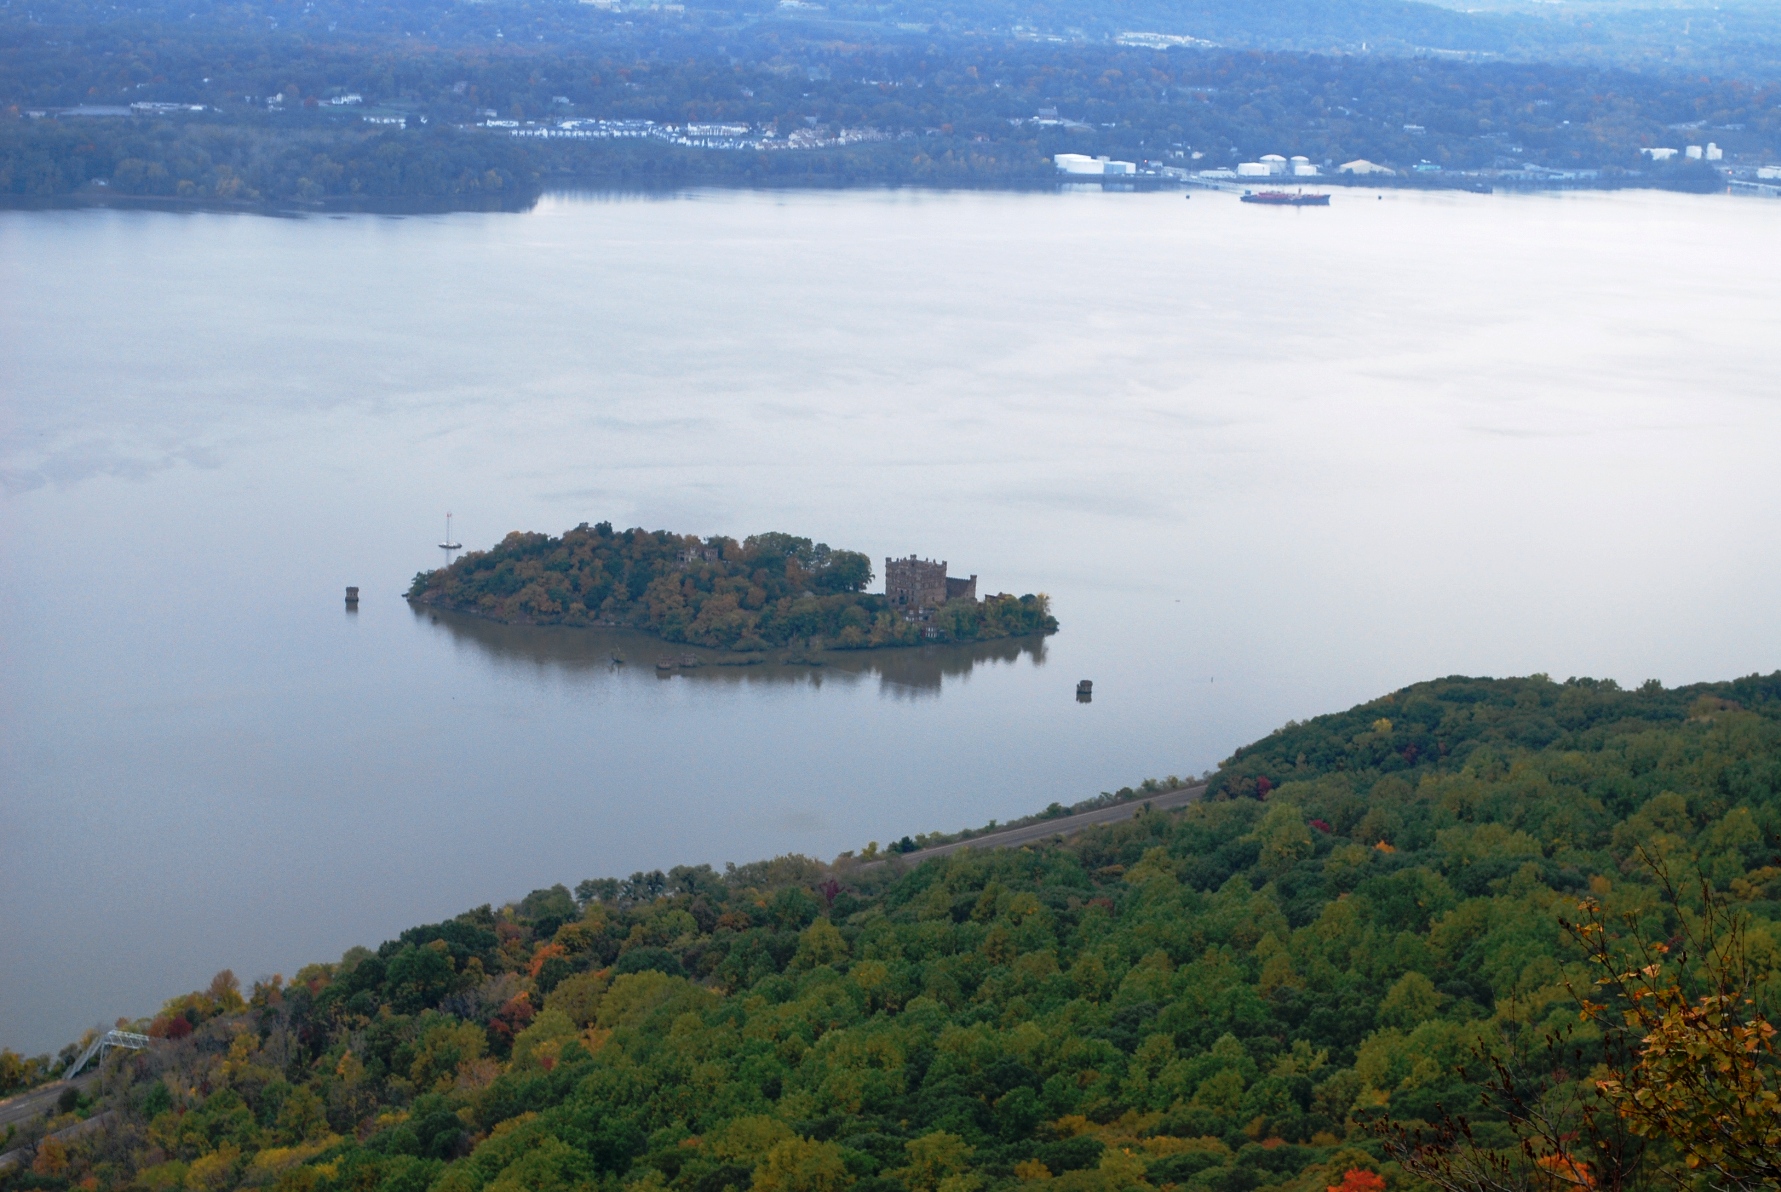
411,598,1059,672
855,779,1207,869
4,164,1757,219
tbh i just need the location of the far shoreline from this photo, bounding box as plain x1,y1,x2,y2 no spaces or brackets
0,170,1745,219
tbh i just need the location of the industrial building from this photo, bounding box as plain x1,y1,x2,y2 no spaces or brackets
1236,154,1318,177
1053,153,1137,176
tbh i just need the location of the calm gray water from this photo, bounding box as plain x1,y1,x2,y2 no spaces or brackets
4,187,1779,1054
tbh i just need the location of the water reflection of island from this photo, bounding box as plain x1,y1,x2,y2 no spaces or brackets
415,605,1046,694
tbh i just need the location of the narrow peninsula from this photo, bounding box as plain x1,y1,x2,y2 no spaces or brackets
406,523,1057,650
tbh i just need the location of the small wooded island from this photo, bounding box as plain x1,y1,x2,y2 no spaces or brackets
406,523,1057,650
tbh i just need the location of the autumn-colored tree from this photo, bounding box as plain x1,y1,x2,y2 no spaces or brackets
1375,1010,1644,1192
1384,849,1781,1192
208,969,245,1011
1329,1171,1387,1192
1568,855,1781,1192
0,1047,54,1095
488,993,535,1051
31,1137,69,1177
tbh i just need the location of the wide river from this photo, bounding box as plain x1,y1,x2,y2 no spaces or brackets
3,187,1778,1053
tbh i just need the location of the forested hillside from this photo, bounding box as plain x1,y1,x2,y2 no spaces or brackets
9,672,1781,1191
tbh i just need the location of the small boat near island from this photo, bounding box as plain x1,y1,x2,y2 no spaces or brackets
1240,190,1331,206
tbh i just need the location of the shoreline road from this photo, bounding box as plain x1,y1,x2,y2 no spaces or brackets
868,783,1208,869
0,1079,103,1173
0,1079,86,1131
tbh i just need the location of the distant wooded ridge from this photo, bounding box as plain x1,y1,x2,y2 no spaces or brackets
406,523,1057,650
3,0,1776,208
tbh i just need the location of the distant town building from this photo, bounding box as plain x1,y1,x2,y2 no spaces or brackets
1290,155,1318,176
1236,162,1271,176
130,102,205,115
1259,154,1287,174
1641,147,1680,161
1706,142,1724,161
1339,159,1394,175
1687,145,1704,159
1759,165,1781,180
885,556,976,614
1116,31,1211,48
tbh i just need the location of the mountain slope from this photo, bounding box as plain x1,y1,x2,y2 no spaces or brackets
11,672,1781,1192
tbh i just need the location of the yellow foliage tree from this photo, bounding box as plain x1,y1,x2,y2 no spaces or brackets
751,1138,854,1192
1572,859,1781,1191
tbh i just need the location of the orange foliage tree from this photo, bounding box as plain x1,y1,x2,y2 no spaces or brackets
1328,1170,1387,1192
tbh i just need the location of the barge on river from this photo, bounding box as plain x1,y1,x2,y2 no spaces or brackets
1240,190,1331,206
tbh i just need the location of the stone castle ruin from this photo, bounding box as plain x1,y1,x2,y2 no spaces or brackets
885,555,977,615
